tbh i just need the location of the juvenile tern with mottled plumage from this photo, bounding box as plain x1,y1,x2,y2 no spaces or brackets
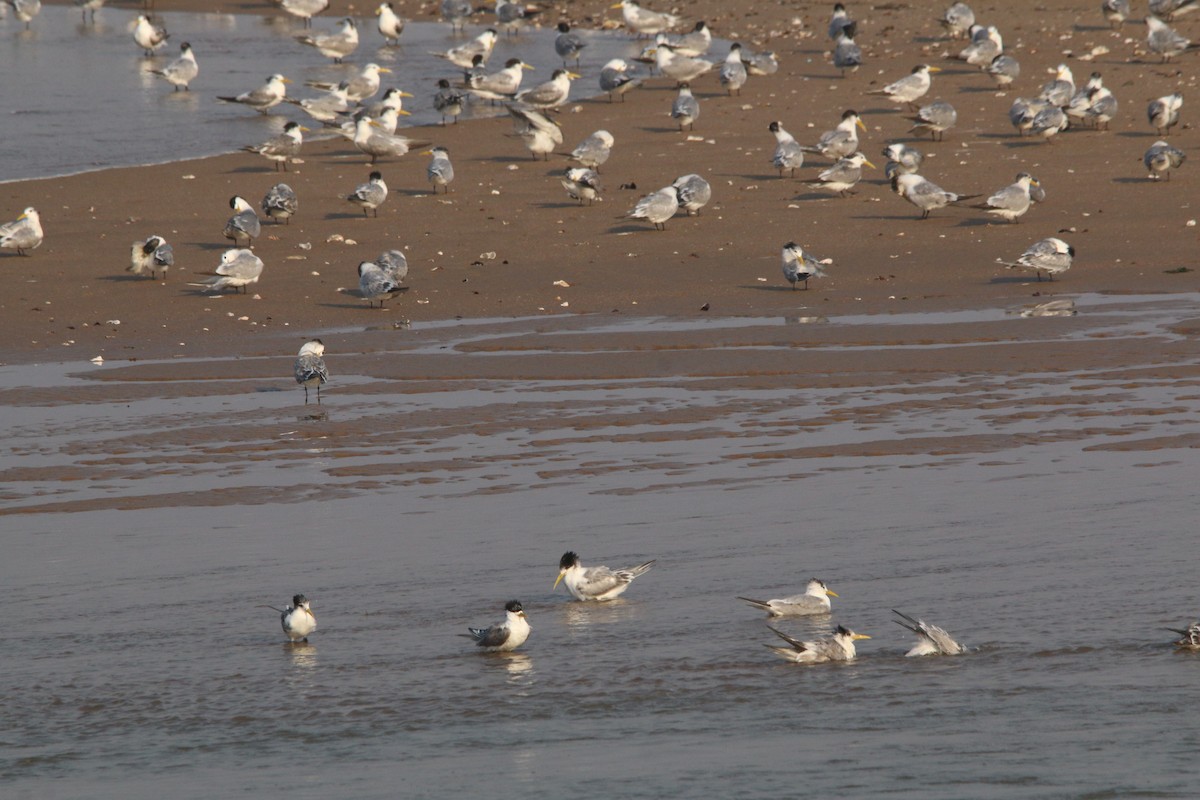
1144,140,1186,180
739,578,837,616
1167,621,1200,649
892,610,967,656
765,625,870,664
127,235,173,279
465,600,529,653
293,340,328,404
554,551,656,601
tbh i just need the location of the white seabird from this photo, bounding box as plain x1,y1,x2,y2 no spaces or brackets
671,84,699,131
357,260,405,307
672,173,711,216
127,235,174,279
804,152,874,196
1148,92,1183,135
425,146,454,193
223,196,261,246
625,186,679,230
0,207,43,256
907,100,956,141
611,0,679,37
262,183,299,225
465,600,530,653
600,59,642,102
719,43,748,95
938,2,975,38
376,2,404,45
242,121,307,171
193,249,264,293
219,74,290,114
974,172,1040,223
293,340,328,404
1144,140,1186,180
868,64,939,110
554,551,656,601
152,42,198,91
891,173,975,219
278,593,317,642
570,130,614,171
654,43,714,84
769,121,805,177
778,241,830,290
295,17,359,63
132,14,168,55
561,167,603,205
766,625,870,664
347,171,388,217
892,610,967,656
998,237,1074,281
738,578,838,616
276,0,330,28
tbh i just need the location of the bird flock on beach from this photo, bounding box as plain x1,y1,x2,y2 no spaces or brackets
0,1,1195,360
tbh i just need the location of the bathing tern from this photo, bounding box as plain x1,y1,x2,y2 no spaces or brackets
892,610,967,656
465,600,529,653
554,551,656,601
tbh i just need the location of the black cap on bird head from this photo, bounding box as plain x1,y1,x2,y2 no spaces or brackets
292,594,309,607
769,120,782,132
505,600,524,613
557,21,570,32
835,625,852,636
559,551,580,570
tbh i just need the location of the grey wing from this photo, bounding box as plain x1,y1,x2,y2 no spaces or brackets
472,621,510,648
772,594,827,613
578,565,628,595
519,83,562,106
223,252,263,279
816,160,859,183
294,353,328,384
377,250,409,281
353,183,386,205
153,242,175,267
910,179,950,206
986,184,1025,210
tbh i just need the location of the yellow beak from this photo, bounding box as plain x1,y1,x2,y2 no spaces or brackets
852,633,872,640
397,109,412,116
826,589,839,598
567,72,582,80
856,117,866,131
299,126,311,132
521,62,535,70
553,572,565,590
610,2,624,7
379,67,393,74
927,66,943,73
398,91,415,98
281,77,292,84
862,159,877,169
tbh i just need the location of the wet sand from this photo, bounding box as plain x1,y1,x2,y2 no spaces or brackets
7,0,1197,367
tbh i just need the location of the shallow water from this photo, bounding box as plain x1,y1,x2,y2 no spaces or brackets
0,5,644,182
4,294,1200,797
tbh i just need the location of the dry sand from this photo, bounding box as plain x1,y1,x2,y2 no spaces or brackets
6,0,1198,366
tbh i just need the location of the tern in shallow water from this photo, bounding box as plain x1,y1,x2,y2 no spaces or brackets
1167,621,1200,649
738,578,837,616
376,2,404,45
127,235,173,279
892,610,967,656
465,600,530,652
612,0,680,37
276,0,330,28
654,43,714,85
554,551,656,601
997,237,1074,281
308,63,391,103
294,339,328,404
296,17,359,63
766,625,870,664
219,74,290,114
152,42,198,91
132,14,168,55
555,22,587,66
276,594,317,642
434,28,498,68
0,207,43,256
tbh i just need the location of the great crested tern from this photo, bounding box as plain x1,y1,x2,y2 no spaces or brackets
223,196,261,246
152,42,198,91
278,594,317,642
515,68,578,110
467,57,532,103
465,600,530,653
434,79,466,125
554,551,656,601
600,58,642,101
219,74,290,114
829,3,856,41
1082,86,1118,130
1144,140,1186,180
353,118,428,163
495,0,532,36
555,22,587,66
296,17,359,63
434,28,498,68
804,152,874,196
127,234,173,279
974,172,1039,223
10,0,41,29
561,167,603,204
1167,621,1200,649
308,63,391,103
882,142,923,179
570,130,614,171
612,0,680,37
424,146,454,193
669,173,710,216
769,121,805,177
738,578,838,616
262,183,299,225
353,87,416,121
294,339,328,404
868,64,939,110
987,54,1020,87
891,173,975,219
907,100,956,141
671,84,699,130
1030,105,1069,142
1148,91,1183,135
1039,63,1076,108
132,14,168,55
1145,15,1198,61
625,186,679,230
950,24,1002,67
804,109,865,159
1066,71,1102,121
0,207,43,256
998,237,1074,281
778,241,830,290
285,81,353,122
892,610,967,656
1102,0,1131,27
193,248,264,293
833,32,862,75
441,0,472,31
765,625,870,664
275,0,330,28
357,260,405,307
1009,96,1052,136
719,43,748,95
507,103,563,159
667,20,713,57
376,2,404,45
938,2,975,38
347,170,388,217
242,121,307,171
654,43,714,84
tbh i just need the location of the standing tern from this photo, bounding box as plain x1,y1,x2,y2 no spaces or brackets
506,104,562,159
671,84,699,131
0,207,43,256
192,249,264,293
738,578,837,616
1144,140,1186,180
869,65,939,110
769,121,805,177
804,109,865,159
600,59,642,101
654,43,714,85
561,168,602,205
938,2,975,38
804,152,874,196
719,43,748,95
766,625,870,664
882,142,923,179
127,235,173,279
891,173,976,218
554,551,656,601
294,339,328,404
347,171,388,216
219,74,290,114
988,54,1020,87
278,594,317,642
223,196,261,246
441,0,472,31
555,22,587,66
132,14,168,55
358,260,405,307
262,183,299,225
779,241,830,289
308,63,391,103
833,32,862,75
152,42,198,91
296,17,358,63
465,600,530,653
1148,92,1183,135
242,121,307,171
467,57,532,104
570,130,614,171
672,173,711,215
353,118,429,164
434,29,498,68
998,237,1074,281
515,68,578,110
1145,15,1198,61
624,187,679,230
974,172,1040,223
275,0,329,28
376,2,404,45
612,0,679,37
892,610,967,656
907,100,956,141
425,146,454,193
828,3,856,40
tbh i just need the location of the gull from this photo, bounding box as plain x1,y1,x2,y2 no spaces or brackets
285,81,352,123
242,121,307,171
938,2,975,38
1166,621,1200,649
833,32,862,75
828,3,856,40
803,152,874,196
670,20,713,57
1039,63,1075,108
561,167,602,205
127,235,173,279
133,14,168,55
742,48,779,76
738,578,838,616
278,594,317,642
719,43,748,95
600,59,642,101
891,173,976,219
892,610,967,656
1030,105,1069,142
625,186,679,230
152,42,198,91
515,68,578,110
804,109,865,159
672,173,711,215
570,130,614,171
671,84,699,131
376,2,404,45
74,0,103,23
507,103,563,159
950,24,1002,67
654,43,714,85
294,339,328,404
1102,0,1130,27
779,241,830,289
882,142,923,179
262,183,298,225
998,237,1074,281
612,0,679,37
869,65,939,111
434,29,498,69
1148,92,1183,135
555,22,587,66
1009,96,1052,136
425,146,454,193
441,0,472,31
1145,15,1198,62
377,249,408,283
223,196,261,246
358,260,405,307
6,0,39,29
987,54,1020,87
465,601,529,653
495,0,532,36
219,74,290,114
974,172,1039,223
296,17,358,63
765,625,870,664
907,100,956,141
353,118,429,164
192,248,264,293
347,171,388,216
1151,0,1200,21
554,551,656,601
275,0,330,28
468,57,532,104
0,207,43,256
1144,140,1186,180
308,63,391,103
769,121,805,177
434,79,466,125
